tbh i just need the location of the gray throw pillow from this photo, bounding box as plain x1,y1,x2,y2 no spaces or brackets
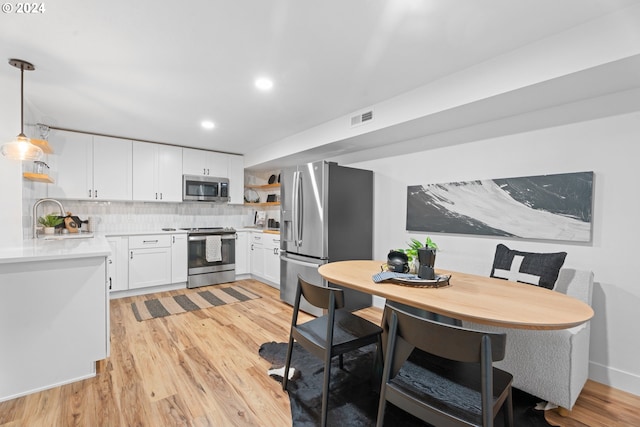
490,243,567,289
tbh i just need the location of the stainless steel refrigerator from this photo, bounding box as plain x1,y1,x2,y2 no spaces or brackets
280,161,373,316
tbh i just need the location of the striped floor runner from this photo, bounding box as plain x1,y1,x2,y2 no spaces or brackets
131,285,261,321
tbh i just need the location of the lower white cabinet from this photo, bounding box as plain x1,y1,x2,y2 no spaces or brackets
171,233,188,283
106,236,129,292
235,231,250,275
0,255,109,401
250,232,265,278
249,231,280,288
263,235,281,287
128,235,172,290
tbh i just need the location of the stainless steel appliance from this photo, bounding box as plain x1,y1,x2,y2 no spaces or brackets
183,175,229,202
280,161,373,316
182,227,236,288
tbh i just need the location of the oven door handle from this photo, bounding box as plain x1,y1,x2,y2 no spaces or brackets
188,234,236,241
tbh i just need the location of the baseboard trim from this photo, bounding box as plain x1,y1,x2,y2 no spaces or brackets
590,360,640,397
110,282,185,299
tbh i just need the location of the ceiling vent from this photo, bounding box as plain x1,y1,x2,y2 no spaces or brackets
350,110,374,127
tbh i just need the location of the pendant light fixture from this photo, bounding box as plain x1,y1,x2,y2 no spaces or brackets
0,59,43,161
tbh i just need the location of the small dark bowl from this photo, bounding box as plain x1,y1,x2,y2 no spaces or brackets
387,250,409,273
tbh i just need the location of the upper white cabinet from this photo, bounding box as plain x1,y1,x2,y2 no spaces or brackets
47,132,92,200
93,136,133,200
132,142,182,202
183,148,229,178
47,130,243,204
48,132,132,201
228,154,244,204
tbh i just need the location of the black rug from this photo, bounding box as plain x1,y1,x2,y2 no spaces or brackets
259,342,553,427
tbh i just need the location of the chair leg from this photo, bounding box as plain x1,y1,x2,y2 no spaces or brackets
321,352,332,427
372,335,384,390
375,397,387,427
282,335,295,391
504,388,514,427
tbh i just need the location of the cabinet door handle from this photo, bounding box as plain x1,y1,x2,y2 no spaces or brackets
130,251,133,259
172,236,175,243
95,189,98,198
251,244,254,251
160,193,163,200
155,193,158,200
143,240,159,244
89,189,92,198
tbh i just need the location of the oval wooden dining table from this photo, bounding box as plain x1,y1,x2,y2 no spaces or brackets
318,260,594,330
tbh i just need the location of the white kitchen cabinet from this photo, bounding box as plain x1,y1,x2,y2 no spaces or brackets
106,236,129,292
128,235,172,289
93,136,133,200
250,232,265,279
171,233,188,283
133,142,182,202
182,148,229,178
228,154,245,204
0,252,109,401
263,234,281,287
47,131,92,199
235,231,250,275
48,132,132,201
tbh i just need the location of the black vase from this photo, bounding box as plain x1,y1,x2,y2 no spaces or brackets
417,247,436,279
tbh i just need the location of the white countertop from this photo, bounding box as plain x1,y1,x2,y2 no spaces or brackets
101,229,189,237
0,235,111,264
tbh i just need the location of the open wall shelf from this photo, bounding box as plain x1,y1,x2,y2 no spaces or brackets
245,183,280,190
23,173,54,183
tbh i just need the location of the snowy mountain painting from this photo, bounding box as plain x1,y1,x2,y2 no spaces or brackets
406,171,593,242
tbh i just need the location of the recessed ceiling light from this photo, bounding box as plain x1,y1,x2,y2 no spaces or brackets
201,120,215,130
255,77,274,91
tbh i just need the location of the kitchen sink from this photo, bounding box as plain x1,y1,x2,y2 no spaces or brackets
41,232,95,240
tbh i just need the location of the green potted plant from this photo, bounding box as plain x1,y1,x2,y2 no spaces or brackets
38,213,63,235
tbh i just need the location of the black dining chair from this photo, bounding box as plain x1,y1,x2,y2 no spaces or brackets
282,275,383,427
376,304,513,427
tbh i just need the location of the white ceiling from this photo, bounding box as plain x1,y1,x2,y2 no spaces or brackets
1,0,639,167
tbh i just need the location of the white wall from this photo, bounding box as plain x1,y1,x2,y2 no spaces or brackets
348,111,640,396
0,74,24,247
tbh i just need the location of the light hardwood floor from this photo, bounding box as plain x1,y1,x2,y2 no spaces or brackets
0,279,638,426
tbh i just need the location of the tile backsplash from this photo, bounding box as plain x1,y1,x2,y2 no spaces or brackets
24,180,255,237
60,201,253,234
22,168,280,238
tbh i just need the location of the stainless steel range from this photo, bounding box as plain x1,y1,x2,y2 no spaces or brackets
181,227,236,288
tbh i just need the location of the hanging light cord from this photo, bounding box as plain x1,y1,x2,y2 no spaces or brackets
19,62,25,137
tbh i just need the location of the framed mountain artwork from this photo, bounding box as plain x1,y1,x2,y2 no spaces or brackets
406,171,594,242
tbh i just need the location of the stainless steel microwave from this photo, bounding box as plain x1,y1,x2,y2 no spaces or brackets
183,175,229,202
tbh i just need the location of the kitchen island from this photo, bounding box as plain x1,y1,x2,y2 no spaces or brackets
0,237,111,402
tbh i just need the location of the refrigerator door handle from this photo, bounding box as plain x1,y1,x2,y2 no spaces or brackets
297,171,303,246
292,171,303,247
280,255,323,269
291,171,298,247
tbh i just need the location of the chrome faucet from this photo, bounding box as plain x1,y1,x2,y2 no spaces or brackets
33,198,65,238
